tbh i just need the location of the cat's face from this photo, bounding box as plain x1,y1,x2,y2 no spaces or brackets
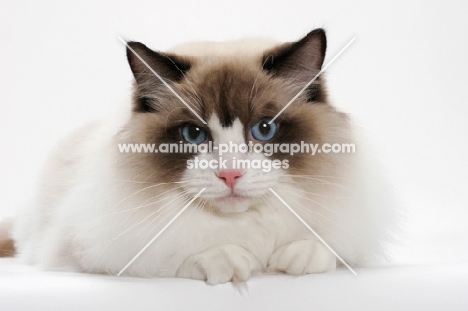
117,29,351,213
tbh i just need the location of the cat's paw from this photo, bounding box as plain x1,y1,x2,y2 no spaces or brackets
268,239,336,275
176,244,261,285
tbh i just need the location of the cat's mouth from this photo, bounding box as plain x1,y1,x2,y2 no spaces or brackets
218,193,249,204
217,192,251,206
213,193,253,213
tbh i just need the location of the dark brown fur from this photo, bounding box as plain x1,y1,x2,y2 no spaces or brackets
0,221,15,257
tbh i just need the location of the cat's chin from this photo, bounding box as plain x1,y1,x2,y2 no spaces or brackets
212,195,253,213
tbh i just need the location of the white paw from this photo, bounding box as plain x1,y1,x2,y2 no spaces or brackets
268,239,336,275
176,244,261,285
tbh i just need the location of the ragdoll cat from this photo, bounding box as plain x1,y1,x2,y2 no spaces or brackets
8,29,395,284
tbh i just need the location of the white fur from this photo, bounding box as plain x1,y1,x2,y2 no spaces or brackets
169,38,278,58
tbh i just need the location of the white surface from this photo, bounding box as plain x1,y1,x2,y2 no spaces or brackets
1,258,467,311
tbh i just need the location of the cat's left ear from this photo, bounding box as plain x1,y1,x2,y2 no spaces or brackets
262,29,327,102
126,41,191,112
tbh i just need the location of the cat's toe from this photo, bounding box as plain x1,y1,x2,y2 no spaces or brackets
176,244,261,285
268,239,336,275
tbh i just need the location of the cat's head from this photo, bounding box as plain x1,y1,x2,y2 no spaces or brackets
117,29,352,213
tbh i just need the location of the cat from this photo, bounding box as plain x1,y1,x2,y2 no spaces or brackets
6,28,396,284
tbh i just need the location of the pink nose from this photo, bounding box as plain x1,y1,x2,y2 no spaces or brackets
218,170,243,189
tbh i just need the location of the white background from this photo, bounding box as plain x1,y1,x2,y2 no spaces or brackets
1,0,468,265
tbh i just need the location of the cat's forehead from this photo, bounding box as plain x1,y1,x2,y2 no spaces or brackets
187,62,277,128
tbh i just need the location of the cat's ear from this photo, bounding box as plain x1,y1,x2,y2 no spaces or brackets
262,28,327,102
126,41,191,112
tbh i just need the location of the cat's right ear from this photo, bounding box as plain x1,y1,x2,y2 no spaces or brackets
262,29,327,102
126,41,191,112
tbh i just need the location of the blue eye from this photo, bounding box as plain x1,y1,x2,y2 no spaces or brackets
182,124,207,144
251,118,278,141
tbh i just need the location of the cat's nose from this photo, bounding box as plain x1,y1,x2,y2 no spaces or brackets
217,170,243,189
